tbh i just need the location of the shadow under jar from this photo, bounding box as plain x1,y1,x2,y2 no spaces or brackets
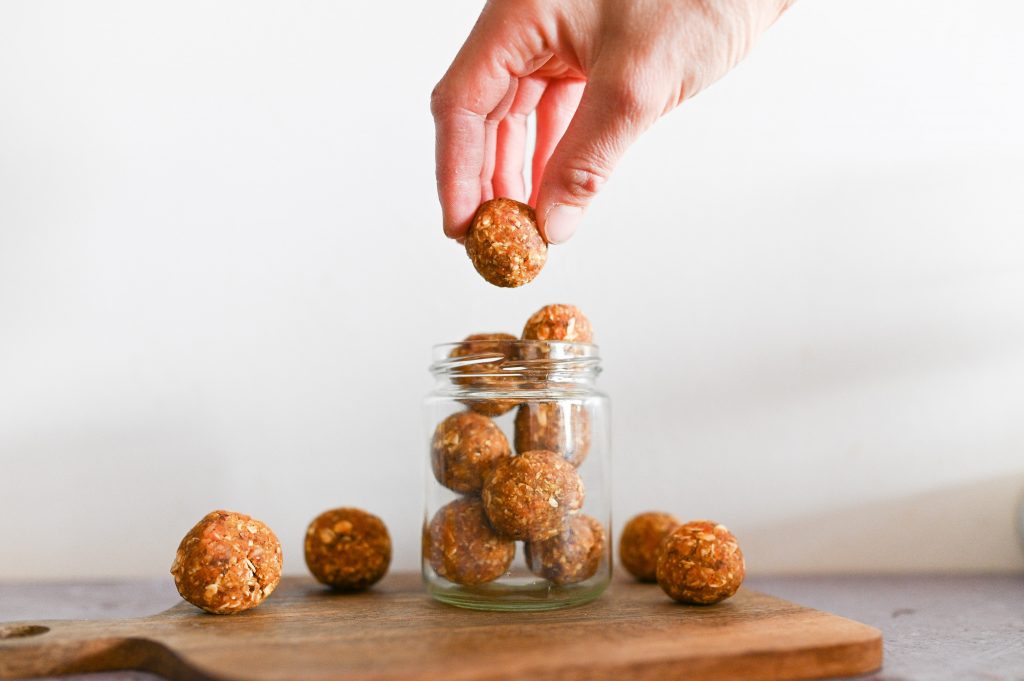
423,339,611,611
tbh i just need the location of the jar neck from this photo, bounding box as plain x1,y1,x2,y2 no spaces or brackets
430,340,601,391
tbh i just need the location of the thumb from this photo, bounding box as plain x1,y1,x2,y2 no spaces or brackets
535,72,657,244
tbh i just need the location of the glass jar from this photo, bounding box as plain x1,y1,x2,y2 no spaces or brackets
422,338,611,611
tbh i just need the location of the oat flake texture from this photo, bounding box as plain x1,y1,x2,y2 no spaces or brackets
481,449,585,541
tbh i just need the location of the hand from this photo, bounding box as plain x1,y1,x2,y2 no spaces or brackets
431,0,793,243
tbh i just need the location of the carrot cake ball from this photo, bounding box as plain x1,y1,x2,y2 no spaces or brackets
481,450,584,541
431,411,511,494
465,198,547,288
656,520,745,605
304,507,391,591
619,511,681,582
425,497,515,585
449,332,520,416
514,401,591,467
525,515,605,585
170,510,282,615
521,304,593,343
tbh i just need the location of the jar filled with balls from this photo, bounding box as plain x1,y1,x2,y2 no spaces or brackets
422,305,611,611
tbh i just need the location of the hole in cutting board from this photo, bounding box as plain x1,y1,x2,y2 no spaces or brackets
0,624,50,639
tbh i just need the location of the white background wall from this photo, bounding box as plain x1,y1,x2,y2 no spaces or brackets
2,1,1023,580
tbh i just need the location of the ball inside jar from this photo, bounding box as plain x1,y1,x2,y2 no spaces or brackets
425,497,515,586
482,449,584,541
431,411,511,494
656,520,745,604
522,304,593,343
449,332,519,416
525,514,605,585
514,401,591,467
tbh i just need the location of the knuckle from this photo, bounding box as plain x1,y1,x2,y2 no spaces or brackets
604,78,654,124
559,163,610,202
429,79,453,117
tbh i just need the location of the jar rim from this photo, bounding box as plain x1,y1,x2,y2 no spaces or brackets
430,340,600,381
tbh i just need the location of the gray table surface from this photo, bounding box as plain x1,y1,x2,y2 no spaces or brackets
1,574,1022,681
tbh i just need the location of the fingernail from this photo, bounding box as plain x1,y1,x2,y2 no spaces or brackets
543,204,583,245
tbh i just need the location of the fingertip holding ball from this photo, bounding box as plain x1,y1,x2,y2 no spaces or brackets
304,508,392,591
656,520,745,605
619,512,682,582
170,510,283,615
465,198,547,288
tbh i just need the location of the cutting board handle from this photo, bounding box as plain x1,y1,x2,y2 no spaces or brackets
0,619,206,680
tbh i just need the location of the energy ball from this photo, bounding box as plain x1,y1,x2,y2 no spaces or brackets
522,304,594,343
170,510,282,615
525,515,605,585
304,508,391,591
425,497,515,586
431,411,511,494
514,402,591,467
656,520,745,605
465,198,547,288
482,449,585,541
450,332,520,416
619,512,682,582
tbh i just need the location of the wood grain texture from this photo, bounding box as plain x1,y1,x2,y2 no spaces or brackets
0,573,881,681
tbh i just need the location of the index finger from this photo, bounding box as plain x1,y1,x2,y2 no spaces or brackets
430,8,538,238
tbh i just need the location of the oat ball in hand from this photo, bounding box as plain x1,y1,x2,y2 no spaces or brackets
522,304,594,343
514,402,591,467
431,411,511,494
170,510,282,615
619,512,682,582
482,449,585,541
450,332,520,416
304,508,391,591
525,515,605,585
465,198,547,288
656,520,745,605
425,497,515,586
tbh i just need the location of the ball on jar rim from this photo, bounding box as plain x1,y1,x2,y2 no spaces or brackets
656,520,745,605
481,449,585,541
525,514,606,586
514,401,591,467
522,304,594,344
425,497,515,586
465,198,547,288
431,411,511,494
304,507,391,591
449,332,520,416
619,511,681,582
170,509,283,615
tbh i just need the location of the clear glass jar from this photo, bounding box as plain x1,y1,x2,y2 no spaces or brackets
422,339,611,611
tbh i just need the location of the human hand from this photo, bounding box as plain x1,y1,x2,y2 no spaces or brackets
432,0,793,244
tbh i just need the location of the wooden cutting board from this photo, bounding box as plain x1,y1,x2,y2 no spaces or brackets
0,572,882,681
